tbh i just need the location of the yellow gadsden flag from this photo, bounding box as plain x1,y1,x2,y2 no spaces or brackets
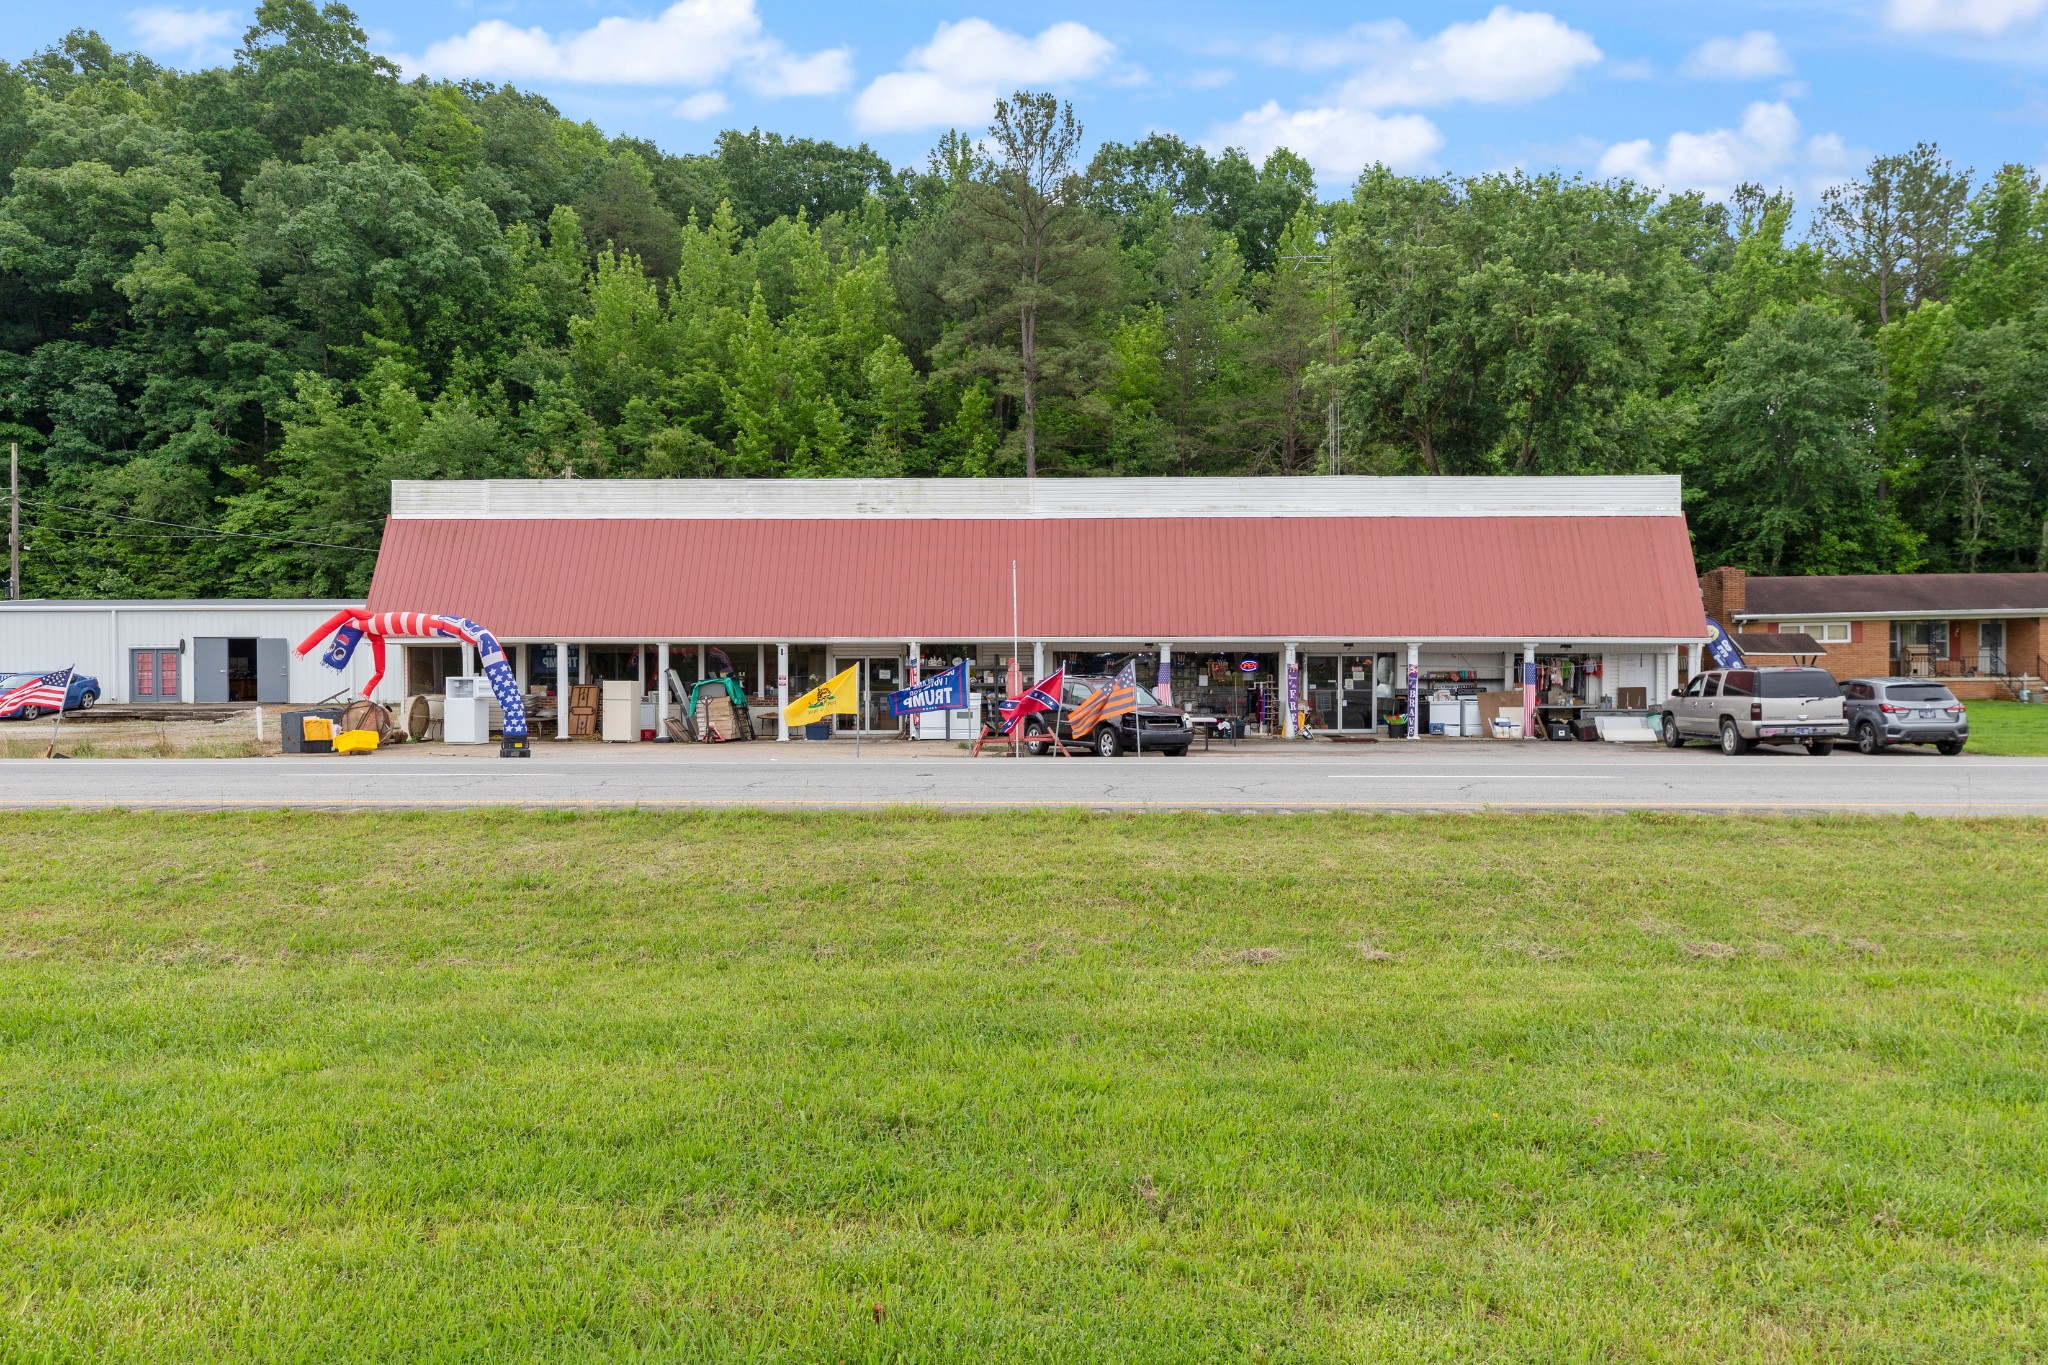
784,663,860,727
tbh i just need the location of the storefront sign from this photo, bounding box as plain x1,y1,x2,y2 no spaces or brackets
888,661,969,716
1406,663,1420,734
1285,663,1301,715
1239,659,1258,673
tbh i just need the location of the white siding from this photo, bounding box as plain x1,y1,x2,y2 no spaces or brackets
0,602,394,703
393,475,1683,521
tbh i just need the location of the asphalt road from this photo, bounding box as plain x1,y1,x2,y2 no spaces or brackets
1,742,2044,814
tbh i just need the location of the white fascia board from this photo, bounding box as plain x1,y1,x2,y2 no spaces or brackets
497,635,1707,646
1735,608,2047,622
0,599,364,612
393,476,1683,520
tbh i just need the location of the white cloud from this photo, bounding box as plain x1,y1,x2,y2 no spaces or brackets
1206,102,1444,181
1188,67,1236,90
1597,101,1855,201
745,47,854,97
1260,7,1602,108
1681,31,1792,80
416,0,850,95
852,19,1116,132
675,90,730,121
128,6,236,62
1214,8,1591,186
1886,0,2048,35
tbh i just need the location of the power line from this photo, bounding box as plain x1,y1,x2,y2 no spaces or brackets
19,496,378,553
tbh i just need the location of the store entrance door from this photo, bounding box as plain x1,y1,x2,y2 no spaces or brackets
1303,655,1341,732
829,654,905,731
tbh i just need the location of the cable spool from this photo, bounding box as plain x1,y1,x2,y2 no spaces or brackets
341,698,393,739
404,694,444,742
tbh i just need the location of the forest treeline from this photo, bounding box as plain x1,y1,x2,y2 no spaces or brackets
4,2,2047,597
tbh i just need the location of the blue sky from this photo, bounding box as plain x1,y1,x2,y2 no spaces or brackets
21,1,2048,199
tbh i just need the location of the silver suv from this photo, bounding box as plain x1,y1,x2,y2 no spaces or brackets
1842,678,1968,756
1661,666,1849,756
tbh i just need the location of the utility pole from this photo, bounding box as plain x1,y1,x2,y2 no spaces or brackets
1281,252,1343,476
8,442,18,601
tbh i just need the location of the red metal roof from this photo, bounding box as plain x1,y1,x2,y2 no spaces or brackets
367,515,1707,641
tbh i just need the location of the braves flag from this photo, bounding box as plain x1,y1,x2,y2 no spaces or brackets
1704,618,1745,669
999,666,1065,733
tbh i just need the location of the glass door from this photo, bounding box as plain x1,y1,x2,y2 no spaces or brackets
1303,655,1341,731
830,655,905,731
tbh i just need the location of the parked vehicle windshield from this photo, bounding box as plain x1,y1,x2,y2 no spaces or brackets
1757,669,1842,699
1885,684,1956,703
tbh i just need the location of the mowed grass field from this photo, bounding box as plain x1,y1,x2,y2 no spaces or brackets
1960,699,2048,756
1,812,2045,1362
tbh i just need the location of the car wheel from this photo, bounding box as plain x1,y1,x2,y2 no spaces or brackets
1806,740,1834,756
1936,739,1965,756
1660,714,1684,748
78,690,97,710
1856,721,1883,755
1023,724,1049,756
19,705,40,721
1719,718,1751,755
1094,725,1123,758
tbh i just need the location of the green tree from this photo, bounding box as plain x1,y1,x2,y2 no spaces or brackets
1689,304,1907,574
936,91,1122,476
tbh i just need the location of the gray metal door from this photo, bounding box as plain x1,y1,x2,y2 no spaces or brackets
256,638,290,703
192,637,229,703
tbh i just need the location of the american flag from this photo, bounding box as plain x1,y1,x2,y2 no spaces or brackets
0,667,71,717
1066,663,1139,736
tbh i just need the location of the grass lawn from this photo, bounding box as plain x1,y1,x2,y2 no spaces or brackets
1,811,2045,1362
1962,699,2048,756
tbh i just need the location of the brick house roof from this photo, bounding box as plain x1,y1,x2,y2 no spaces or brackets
1740,573,2048,618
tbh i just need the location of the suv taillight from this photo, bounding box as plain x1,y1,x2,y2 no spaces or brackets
1750,701,1762,721
1880,703,1905,714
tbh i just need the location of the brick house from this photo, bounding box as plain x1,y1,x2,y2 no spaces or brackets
1699,567,2048,699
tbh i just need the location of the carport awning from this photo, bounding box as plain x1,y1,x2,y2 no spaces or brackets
367,515,1708,641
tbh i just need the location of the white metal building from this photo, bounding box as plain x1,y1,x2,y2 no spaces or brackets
0,600,390,705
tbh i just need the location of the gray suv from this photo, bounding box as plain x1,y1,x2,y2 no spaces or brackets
1842,678,1968,755
1661,666,1850,755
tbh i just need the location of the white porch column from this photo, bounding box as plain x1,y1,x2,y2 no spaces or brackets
1283,642,1299,738
697,643,707,683
556,641,571,739
1158,643,1173,705
908,641,922,686
756,643,766,693
776,643,790,741
514,643,529,695
1522,642,1538,740
577,645,588,686
656,642,669,696
1033,641,1045,681
462,641,476,677
1407,643,1421,741
635,644,646,694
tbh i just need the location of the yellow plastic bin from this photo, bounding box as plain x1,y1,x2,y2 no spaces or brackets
334,728,381,756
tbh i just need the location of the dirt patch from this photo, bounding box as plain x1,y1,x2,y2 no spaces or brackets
1353,940,1395,962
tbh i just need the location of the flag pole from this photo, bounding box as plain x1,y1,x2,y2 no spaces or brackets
42,668,69,758
1011,559,1019,760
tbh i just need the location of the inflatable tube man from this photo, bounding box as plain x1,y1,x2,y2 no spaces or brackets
295,609,531,757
